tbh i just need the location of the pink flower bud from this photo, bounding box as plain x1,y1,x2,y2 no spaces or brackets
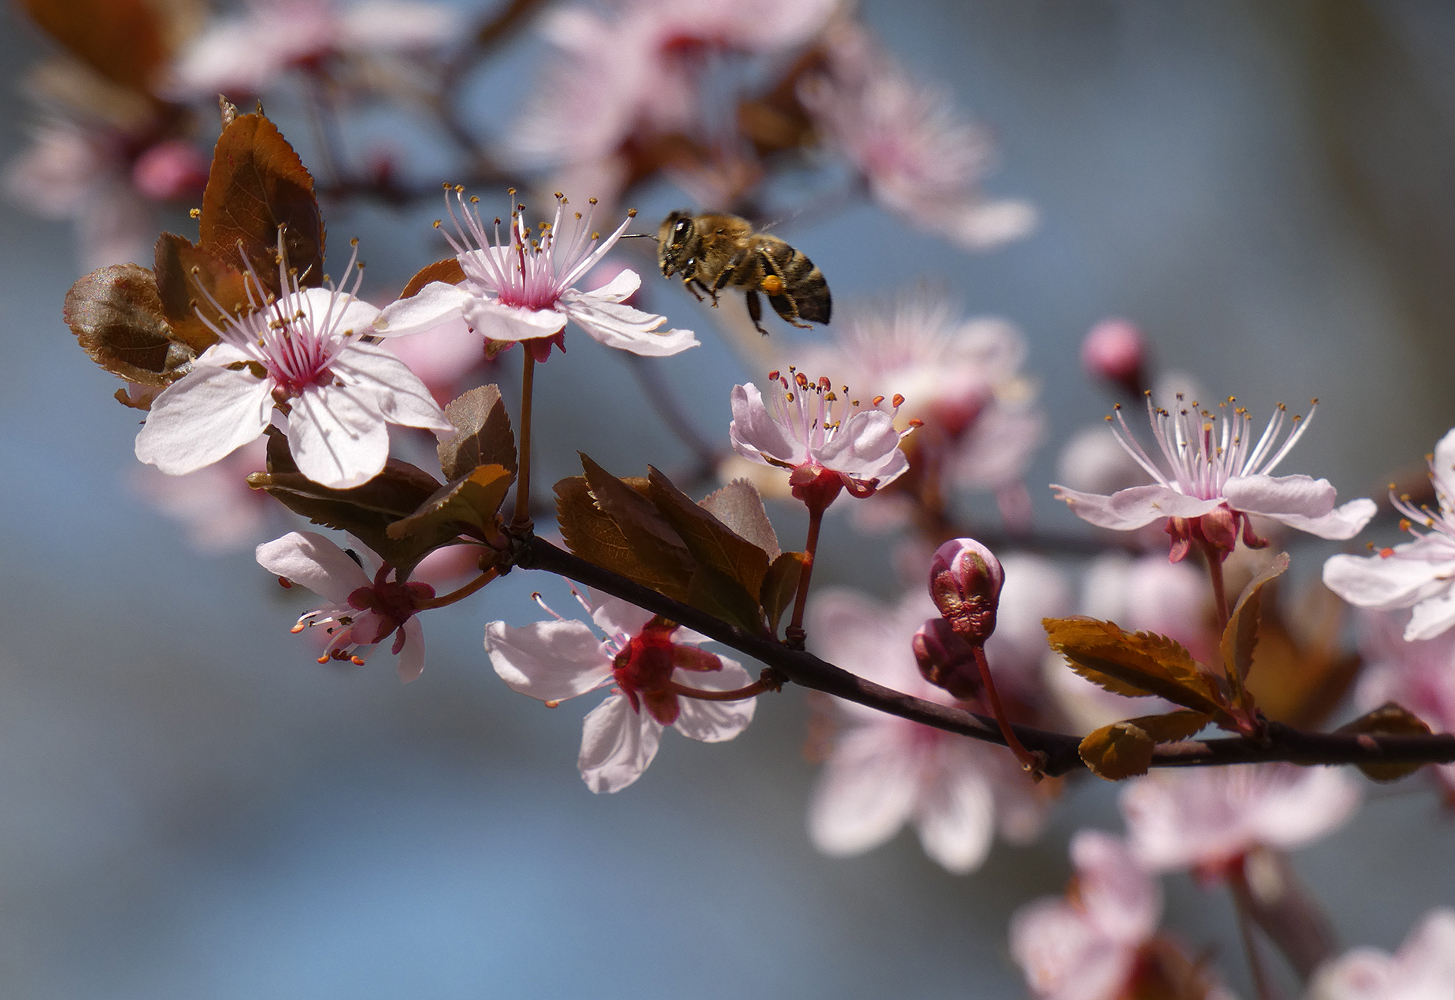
1081,318,1147,397
912,617,984,701
929,537,1003,645
131,140,209,201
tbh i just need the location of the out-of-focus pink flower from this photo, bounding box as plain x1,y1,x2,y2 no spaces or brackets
1120,764,1361,877
798,23,1035,251
257,530,434,682
1081,318,1147,397
806,588,1052,873
1053,394,1374,562
1010,832,1162,1000
136,239,453,489
1306,908,1455,1000
484,590,755,793
1355,610,1455,797
511,0,836,183
167,0,458,98
130,140,210,201
376,189,696,360
131,438,276,553
5,123,154,271
729,370,914,512
795,290,1044,513
1325,427,1455,641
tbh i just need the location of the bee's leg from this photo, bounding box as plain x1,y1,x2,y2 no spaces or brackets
758,249,813,329
706,249,748,308
746,290,769,336
681,272,706,303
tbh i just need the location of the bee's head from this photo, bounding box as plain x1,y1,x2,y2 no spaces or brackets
657,211,696,276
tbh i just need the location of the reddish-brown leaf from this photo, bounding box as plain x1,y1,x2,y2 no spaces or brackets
646,466,771,600
386,464,513,556
63,263,193,386
18,0,168,93
1336,702,1435,782
200,113,324,292
439,385,516,482
152,233,249,354
1221,551,1289,708
400,257,466,299
1079,710,1212,780
761,551,806,634
554,476,694,602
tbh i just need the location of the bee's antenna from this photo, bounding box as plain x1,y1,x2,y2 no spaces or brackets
616,233,659,241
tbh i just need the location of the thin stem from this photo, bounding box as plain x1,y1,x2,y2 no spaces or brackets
515,535,1455,777
512,351,536,531
667,678,772,702
1203,538,1231,631
1233,886,1281,1000
785,505,825,645
416,567,498,609
973,645,1045,778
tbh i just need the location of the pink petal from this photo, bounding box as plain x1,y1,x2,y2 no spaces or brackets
255,530,371,602
484,619,613,702
729,383,807,469
1247,766,1361,851
912,740,994,873
396,617,426,683
578,693,662,793
815,409,910,482
1009,898,1135,1000
463,298,567,342
1051,483,1220,530
1071,831,1161,943
671,656,756,742
1323,545,1455,612
1406,592,1455,642
588,592,655,643
331,341,455,436
558,288,698,356
808,721,920,856
134,366,273,475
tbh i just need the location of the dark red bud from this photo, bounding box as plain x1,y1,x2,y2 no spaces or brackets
928,537,1004,644
912,617,984,702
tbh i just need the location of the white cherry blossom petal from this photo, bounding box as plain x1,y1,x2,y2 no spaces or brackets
485,619,614,702
584,268,640,302
255,530,371,602
558,288,698,356
814,409,910,482
1325,544,1455,612
1405,592,1455,642
1051,483,1220,530
134,366,273,475
286,383,391,489
589,593,656,643
330,341,457,436
463,297,568,342
729,382,806,468
373,281,475,337
579,693,661,793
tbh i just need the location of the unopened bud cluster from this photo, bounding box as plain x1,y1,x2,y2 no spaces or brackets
920,538,1004,700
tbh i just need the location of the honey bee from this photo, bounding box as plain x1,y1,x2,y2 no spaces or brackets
656,211,831,335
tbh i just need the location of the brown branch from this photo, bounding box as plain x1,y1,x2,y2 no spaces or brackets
515,536,1455,778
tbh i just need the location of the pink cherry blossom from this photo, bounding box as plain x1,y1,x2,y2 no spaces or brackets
794,290,1044,511
130,438,277,553
257,530,433,683
484,590,756,793
1081,318,1147,396
1120,763,1361,876
729,370,915,512
798,23,1036,251
135,239,453,489
1009,832,1163,1000
1324,427,1455,641
1306,908,1455,1000
1354,610,1455,796
375,189,697,360
167,0,458,98
806,588,1052,873
1053,393,1375,561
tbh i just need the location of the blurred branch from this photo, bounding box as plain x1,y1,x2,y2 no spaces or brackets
516,535,1455,778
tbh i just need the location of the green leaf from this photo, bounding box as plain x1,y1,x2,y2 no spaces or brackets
554,475,694,603
646,467,771,599
1336,702,1435,782
1079,710,1212,780
698,479,780,559
438,385,516,482
760,551,806,634
1221,551,1290,702
63,263,194,386
199,113,324,292
1045,616,1233,722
